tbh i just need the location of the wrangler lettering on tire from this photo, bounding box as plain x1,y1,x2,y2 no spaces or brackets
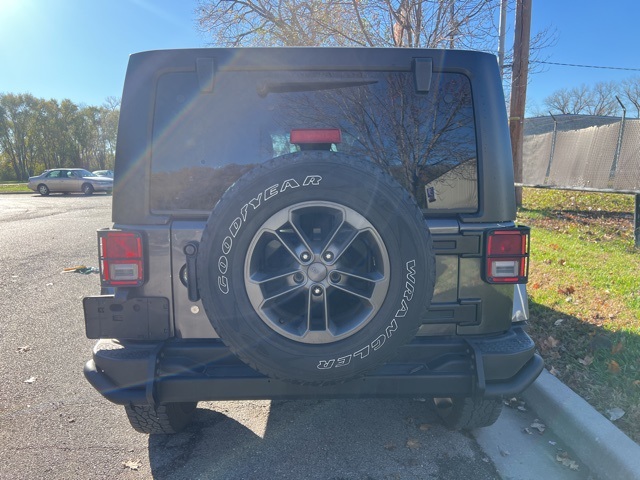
197,152,436,385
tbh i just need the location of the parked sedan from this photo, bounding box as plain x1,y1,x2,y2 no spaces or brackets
27,168,113,196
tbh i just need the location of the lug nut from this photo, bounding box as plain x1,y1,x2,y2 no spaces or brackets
329,272,341,283
300,252,311,262
293,272,305,284
323,251,334,262
312,285,323,296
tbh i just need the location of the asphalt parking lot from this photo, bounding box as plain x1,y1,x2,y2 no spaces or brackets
0,194,591,479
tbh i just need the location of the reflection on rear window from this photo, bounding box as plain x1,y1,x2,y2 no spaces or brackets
150,70,477,212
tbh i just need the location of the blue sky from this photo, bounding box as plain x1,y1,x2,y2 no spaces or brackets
1,0,640,115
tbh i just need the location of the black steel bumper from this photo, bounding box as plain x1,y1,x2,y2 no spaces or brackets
84,325,543,406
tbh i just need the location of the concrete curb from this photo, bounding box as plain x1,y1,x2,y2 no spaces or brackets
522,369,640,480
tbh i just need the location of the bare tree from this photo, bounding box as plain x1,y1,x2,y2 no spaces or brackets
588,81,619,116
620,76,640,118
196,0,502,50
544,82,620,117
102,96,121,112
544,85,588,115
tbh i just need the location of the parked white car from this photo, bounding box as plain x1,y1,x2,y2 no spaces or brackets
27,168,113,195
92,170,114,178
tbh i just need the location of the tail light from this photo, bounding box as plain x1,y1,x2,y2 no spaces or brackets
98,230,144,287
484,227,530,284
290,128,342,145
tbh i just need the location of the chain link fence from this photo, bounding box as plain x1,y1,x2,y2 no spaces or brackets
522,114,640,246
523,115,640,192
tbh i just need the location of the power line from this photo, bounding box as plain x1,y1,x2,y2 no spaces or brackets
534,61,640,72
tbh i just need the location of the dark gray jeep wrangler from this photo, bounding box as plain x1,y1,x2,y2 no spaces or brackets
83,47,543,434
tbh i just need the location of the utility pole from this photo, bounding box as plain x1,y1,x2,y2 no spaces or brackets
509,0,532,207
498,0,508,77
449,1,456,49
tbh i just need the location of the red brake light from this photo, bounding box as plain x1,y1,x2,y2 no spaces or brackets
485,228,530,284
98,230,144,287
290,128,342,145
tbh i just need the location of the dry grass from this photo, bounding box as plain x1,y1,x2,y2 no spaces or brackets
519,188,640,444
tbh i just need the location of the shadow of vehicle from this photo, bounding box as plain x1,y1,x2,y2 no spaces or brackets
147,398,500,479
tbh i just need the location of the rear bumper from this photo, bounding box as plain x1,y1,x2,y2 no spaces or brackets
84,326,543,406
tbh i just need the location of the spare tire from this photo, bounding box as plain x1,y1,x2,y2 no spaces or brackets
197,152,435,385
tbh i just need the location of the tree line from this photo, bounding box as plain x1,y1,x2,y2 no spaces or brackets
0,93,119,182
537,77,640,118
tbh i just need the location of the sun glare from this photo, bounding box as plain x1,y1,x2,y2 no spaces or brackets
0,0,25,22
0,0,20,11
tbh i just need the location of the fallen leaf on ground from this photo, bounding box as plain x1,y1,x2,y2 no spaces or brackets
530,420,546,434
17,346,31,353
544,336,560,349
558,286,575,296
608,360,621,374
384,443,396,451
556,451,579,471
578,355,593,366
122,460,142,471
24,376,36,384
557,456,579,471
553,319,564,326
504,397,525,409
633,380,640,388
606,407,625,421
406,438,420,450
419,424,431,432
611,342,624,355
549,366,560,376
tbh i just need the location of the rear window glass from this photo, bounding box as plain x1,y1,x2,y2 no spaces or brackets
150,69,477,213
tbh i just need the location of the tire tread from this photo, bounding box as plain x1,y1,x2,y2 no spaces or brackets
437,397,503,430
124,402,196,434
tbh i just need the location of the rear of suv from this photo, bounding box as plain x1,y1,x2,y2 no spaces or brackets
83,48,543,434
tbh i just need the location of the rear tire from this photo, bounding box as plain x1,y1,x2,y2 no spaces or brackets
197,152,435,385
124,402,197,434
433,397,503,430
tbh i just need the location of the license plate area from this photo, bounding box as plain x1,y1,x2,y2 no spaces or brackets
83,295,170,340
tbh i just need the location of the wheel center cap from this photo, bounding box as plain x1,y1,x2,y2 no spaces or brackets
307,263,328,282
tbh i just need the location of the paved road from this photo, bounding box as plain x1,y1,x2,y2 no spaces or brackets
0,194,584,480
